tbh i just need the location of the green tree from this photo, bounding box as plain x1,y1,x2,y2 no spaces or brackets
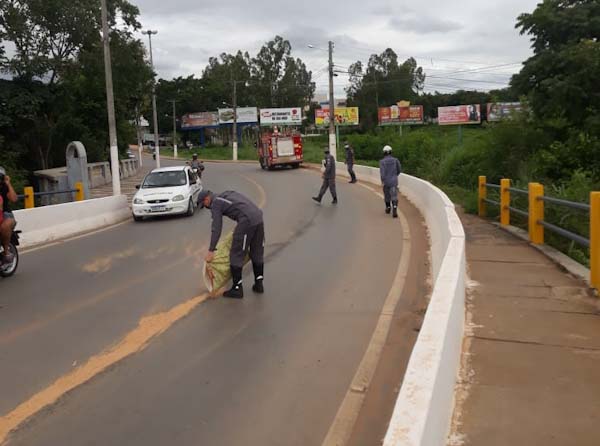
0,0,152,169
346,49,425,130
512,0,600,134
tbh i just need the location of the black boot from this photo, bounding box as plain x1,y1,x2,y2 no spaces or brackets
393,204,398,219
223,266,244,299
312,196,321,204
385,202,391,214
332,197,338,205
252,263,264,294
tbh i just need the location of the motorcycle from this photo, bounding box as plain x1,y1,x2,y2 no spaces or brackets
0,229,20,277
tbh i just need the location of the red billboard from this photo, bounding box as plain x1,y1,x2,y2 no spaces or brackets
438,105,481,125
181,112,219,128
379,105,424,126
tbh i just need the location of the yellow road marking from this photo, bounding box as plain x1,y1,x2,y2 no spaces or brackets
0,292,210,445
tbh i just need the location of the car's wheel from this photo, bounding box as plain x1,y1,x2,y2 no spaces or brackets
186,198,195,217
133,214,143,222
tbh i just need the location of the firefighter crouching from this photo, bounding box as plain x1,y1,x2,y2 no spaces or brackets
199,190,265,299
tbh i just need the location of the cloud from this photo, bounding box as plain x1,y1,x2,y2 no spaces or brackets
389,17,463,34
132,0,541,94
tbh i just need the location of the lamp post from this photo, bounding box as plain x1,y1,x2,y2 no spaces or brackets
308,42,337,160
142,30,160,168
168,100,178,158
100,0,121,195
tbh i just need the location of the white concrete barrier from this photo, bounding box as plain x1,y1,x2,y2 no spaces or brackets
337,162,466,446
14,196,131,249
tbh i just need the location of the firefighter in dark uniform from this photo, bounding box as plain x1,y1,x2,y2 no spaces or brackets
312,148,338,204
199,190,264,299
344,141,357,183
379,145,402,218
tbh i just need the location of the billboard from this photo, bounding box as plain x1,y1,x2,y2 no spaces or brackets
378,105,424,126
438,105,481,125
259,107,302,126
181,112,219,128
315,107,359,127
217,107,258,124
487,102,522,122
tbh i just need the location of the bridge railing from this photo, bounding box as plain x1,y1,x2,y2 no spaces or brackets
478,176,599,290
16,181,85,209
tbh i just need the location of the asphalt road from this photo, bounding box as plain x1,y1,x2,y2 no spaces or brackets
0,157,427,446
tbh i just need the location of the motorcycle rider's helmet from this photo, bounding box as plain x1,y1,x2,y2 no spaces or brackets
192,153,198,160
383,145,393,154
0,166,5,182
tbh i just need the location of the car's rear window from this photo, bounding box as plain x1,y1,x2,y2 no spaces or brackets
142,171,187,188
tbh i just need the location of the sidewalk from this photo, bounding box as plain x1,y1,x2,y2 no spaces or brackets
450,211,600,446
89,160,153,203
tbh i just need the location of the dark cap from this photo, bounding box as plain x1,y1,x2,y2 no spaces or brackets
197,190,213,208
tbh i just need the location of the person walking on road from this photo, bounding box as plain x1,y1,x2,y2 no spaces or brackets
312,148,338,205
199,190,265,299
344,141,357,184
379,145,402,219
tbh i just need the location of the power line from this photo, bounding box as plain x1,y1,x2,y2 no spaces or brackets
336,41,522,67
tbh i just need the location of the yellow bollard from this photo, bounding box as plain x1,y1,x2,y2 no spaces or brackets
500,178,511,226
591,192,600,292
75,181,85,201
478,176,487,217
24,186,34,209
528,182,544,244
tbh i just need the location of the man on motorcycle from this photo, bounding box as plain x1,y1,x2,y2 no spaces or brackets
0,166,18,264
190,154,205,177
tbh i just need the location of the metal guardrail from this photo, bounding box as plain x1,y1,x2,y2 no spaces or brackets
539,195,591,212
538,220,590,248
17,189,78,200
15,182,84,209
478,176,599,291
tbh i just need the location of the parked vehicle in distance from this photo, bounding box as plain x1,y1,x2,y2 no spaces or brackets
257,128,303,170
132,166,202,221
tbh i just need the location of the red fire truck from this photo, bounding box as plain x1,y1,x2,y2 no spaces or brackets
257,128,303,170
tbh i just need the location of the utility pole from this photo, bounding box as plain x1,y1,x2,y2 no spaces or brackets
100,0,121,196
168,99,178,158
143,30,160,168
134,104,143,167
232,79,238,161
328,40,337,160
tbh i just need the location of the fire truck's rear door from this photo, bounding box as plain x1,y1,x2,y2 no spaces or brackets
276,137,295,156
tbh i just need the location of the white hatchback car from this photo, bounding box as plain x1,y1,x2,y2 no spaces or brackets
132,166,202,221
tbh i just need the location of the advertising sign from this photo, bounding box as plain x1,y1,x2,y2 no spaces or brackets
315,107,359,127
378,105,424,126
438,105,481,125
217,107,258,124
487,102,522,122
259,107,302,126
181,112,219,128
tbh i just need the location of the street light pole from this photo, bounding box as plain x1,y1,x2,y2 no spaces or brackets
143,30,160,168
232,80,238,161
168,99,177,158
100,0,121,196
328,40,337,160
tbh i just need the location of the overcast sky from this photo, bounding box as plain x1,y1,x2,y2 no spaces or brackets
133,0,541,97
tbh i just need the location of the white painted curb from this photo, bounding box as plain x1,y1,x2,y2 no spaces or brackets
337,162,466,446
13,196,130,249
